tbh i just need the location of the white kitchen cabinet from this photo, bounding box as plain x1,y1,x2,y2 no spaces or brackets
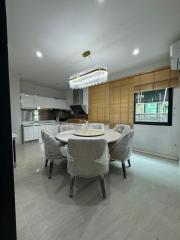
23,123,60,143
35,96,52,109
23,126,34,141
21,94,66,110
21,93,36,109
33,125,42,140
52,98,67,109
60,100,66,109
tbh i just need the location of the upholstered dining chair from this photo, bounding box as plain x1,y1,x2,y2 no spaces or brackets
59,124,75,132
41,130,67,179
110,130,134,179
67,139,110,198
113,124,131,135
88,123,105,130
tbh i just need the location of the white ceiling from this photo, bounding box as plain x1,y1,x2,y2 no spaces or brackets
6,0,180,89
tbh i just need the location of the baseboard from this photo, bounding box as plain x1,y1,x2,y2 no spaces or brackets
133,148,178,161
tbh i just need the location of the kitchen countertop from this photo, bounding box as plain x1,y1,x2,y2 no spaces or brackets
59,121,84,125
22,120,60,126
22,121,109,128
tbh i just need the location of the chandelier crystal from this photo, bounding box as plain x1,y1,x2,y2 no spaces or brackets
69,67,108,89
69,50,108,89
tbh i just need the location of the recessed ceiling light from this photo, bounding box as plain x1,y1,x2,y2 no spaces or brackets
36,51,43,58
97,0,104,3
132,48,140,56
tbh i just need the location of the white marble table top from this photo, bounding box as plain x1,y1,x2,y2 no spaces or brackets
73,129,105,137
56,130,121,144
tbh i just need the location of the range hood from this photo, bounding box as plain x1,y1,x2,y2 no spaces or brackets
70,105,86,115
71,89,88,114
73,89,83,104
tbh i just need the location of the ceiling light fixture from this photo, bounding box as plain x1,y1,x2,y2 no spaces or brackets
97,0,104,3
132,48,140,56
69,50,108,89
36,50,43,58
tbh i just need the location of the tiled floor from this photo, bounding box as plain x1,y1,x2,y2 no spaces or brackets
14,142,180,240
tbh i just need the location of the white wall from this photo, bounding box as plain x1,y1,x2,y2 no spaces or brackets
65,89,73,110
9,75,21,144
109,57,169,82
133,88,180,160
20,80,66,99
83,88,88,113
178,87,180,162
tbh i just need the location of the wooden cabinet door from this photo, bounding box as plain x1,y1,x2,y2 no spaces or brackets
120,85,129,124
89,104,98,122
89,83,109,123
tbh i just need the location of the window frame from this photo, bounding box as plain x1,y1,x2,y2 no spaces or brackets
133,88,173,126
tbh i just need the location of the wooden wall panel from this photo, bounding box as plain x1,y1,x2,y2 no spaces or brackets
88,83,109,123
154,68,170,82
88,67,179,126
109,82,133,126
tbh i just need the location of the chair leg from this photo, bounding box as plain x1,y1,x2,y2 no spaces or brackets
99,175,106,199
48,161,54,179
127,159,131,167
45,159,48,167
69,176,76,198
121,162,127,179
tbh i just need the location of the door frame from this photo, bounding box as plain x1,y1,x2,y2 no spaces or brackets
0,1,17,239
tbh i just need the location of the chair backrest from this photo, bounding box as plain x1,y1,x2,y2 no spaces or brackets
67,139,109,177
114,124,130,134
59,124,75,132
110,129,134,161
88,123,105,130
41,130,62,160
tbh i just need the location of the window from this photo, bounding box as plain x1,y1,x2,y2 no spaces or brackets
134,88,173,126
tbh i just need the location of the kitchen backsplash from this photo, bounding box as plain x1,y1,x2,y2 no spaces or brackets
21,110,34,121
21,109,71,122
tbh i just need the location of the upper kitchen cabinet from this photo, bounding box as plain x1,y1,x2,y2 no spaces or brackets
35,96,52,109
21,93,67,109
52,98,67,109
21,93,36,109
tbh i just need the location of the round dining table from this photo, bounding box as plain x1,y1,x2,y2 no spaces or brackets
56,130,121,144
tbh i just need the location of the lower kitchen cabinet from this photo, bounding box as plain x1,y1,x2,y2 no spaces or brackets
33,125,42,140
23,124,60,143
23,126,34,142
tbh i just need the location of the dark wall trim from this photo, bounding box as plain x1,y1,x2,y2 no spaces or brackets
0,1,17,240
133,88,173,126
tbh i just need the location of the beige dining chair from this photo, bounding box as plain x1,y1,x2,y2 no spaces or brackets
110,130,134,178
88,123,105,130
67,139,110,198
113,124,131,134
41,130,67,179
59,124,75,132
